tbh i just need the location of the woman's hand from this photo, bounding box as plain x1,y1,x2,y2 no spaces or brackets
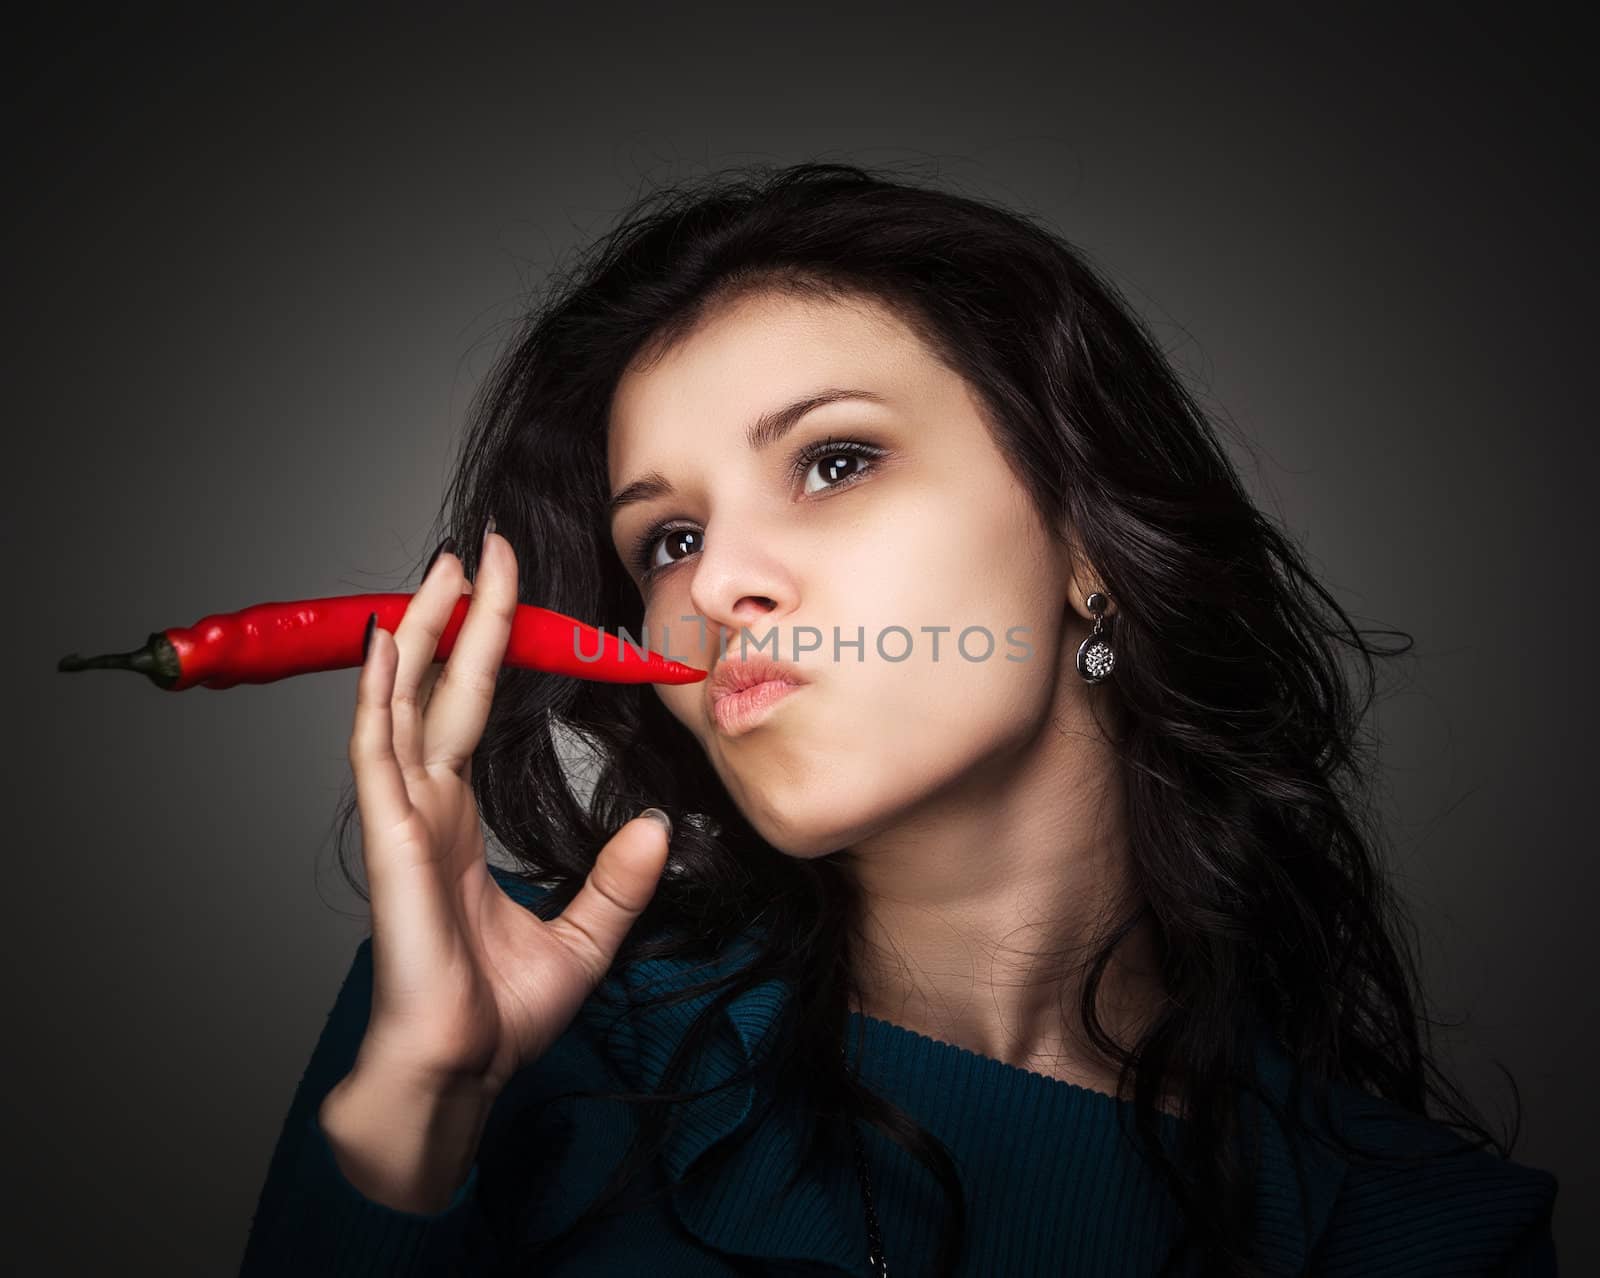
346,520,672,1099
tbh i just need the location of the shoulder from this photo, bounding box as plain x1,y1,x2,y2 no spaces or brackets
1314,1081,1559,1275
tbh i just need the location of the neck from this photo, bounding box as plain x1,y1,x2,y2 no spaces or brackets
838,690,1178,1111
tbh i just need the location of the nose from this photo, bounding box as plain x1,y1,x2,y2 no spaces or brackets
684,520,798,657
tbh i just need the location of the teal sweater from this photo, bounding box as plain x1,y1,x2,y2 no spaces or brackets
240,867,1559,1275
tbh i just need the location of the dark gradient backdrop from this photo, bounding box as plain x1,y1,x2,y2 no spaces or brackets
9,4,1593,1272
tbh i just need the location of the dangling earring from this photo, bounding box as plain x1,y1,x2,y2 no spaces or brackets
1075,592,1116,683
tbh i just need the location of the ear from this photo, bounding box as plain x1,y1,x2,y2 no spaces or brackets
1061,537,1113,625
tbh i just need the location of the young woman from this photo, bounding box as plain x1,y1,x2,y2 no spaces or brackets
240,162,1558,1277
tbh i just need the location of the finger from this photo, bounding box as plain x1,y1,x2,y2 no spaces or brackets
416,663,442,717
348,624,419,862
423,527,516,773
414,579,471,716
391,546,467,774
547,815,672,986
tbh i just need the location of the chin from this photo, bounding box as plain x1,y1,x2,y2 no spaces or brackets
737,786,896,861
728,803,835,859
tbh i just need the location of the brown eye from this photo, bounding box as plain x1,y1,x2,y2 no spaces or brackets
801,450,871,495
641,526,701,575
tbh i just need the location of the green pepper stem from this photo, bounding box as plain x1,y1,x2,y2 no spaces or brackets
56,632,182,689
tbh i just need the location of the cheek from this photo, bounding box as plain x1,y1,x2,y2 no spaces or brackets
760,650,1055,846
869,637,1054,765
836,471,1054,647
812,527,1067,798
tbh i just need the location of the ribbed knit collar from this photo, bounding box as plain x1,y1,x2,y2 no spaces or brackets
575,923,1351,1276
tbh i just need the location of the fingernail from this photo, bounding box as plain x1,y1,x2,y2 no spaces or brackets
424,535,457,581
362,611,378,662
481,513,497,560
639,807,673,842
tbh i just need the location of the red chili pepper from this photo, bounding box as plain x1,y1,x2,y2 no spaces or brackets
56,592,706,691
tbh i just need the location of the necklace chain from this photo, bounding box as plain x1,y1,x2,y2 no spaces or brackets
849,1118,888,1276
843,1038,888,1275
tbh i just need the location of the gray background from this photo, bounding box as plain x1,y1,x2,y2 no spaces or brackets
9,3,1593,1272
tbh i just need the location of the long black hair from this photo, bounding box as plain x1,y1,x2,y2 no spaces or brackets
329,160,1519,1276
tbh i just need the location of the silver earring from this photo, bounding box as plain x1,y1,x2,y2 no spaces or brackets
1075,592,1116,683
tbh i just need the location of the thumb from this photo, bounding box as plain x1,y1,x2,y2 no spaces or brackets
554,809,673,983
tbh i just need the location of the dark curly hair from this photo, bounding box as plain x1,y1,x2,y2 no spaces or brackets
328,160,1519,1276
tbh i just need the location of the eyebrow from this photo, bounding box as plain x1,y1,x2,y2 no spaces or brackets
607,387,890,522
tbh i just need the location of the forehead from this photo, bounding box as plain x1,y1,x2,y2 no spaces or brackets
606,290,930,470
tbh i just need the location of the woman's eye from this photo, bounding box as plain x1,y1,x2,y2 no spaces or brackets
801,450,870,495
645,527,702,574
631,438,884,579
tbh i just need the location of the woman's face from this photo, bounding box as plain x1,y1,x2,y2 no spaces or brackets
607,289,1083,858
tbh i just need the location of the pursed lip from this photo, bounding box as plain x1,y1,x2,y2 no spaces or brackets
707,654,812,706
